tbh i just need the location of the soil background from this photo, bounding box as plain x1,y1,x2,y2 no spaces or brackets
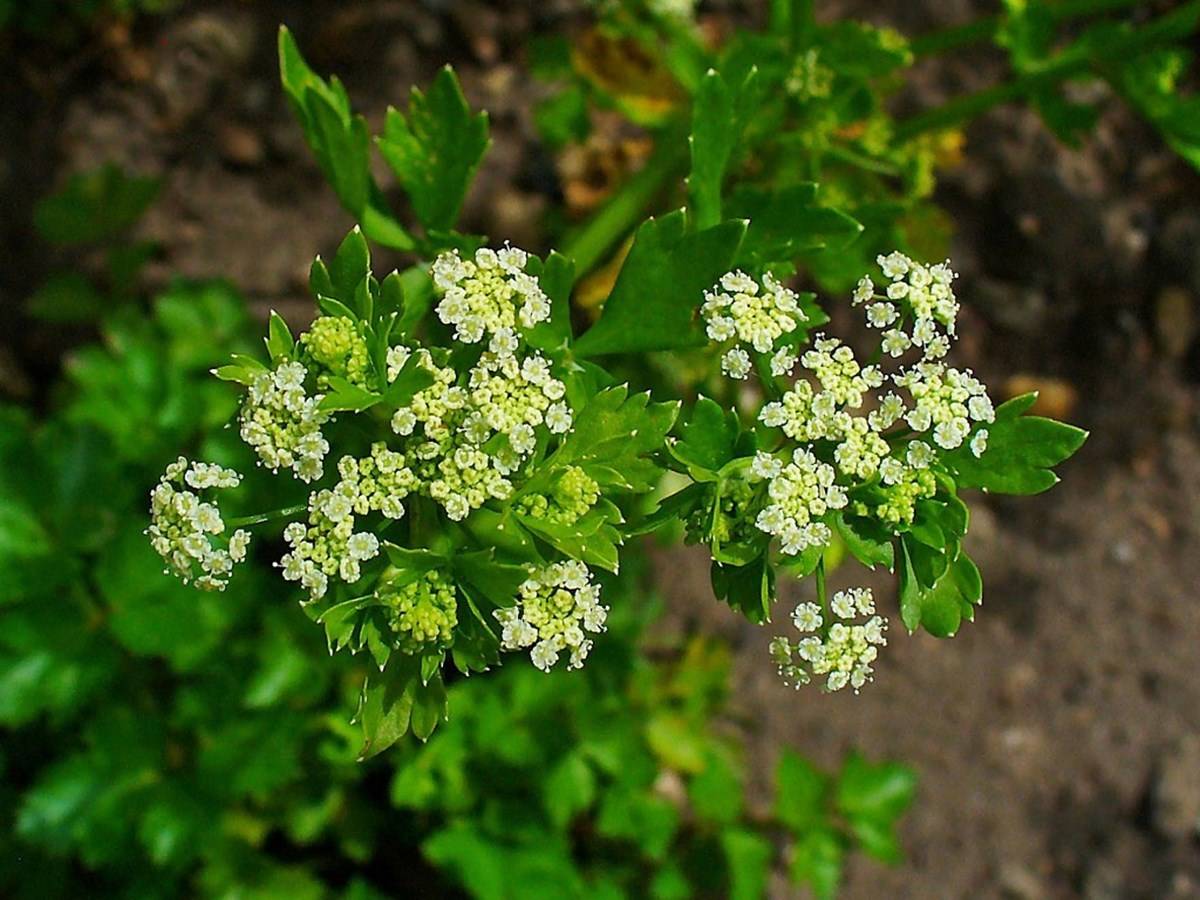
2,2,1199,898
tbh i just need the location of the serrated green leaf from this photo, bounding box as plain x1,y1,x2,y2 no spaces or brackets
729,184,863,270
317,376,380,413
834,511,894,570
377,65,490,234
942,396,1087,495
573,211,748,356
278,27,415,250
671,396,740,474
266,310,294,364
711,556,774,624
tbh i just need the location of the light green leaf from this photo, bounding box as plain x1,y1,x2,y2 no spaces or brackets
774,749,828,833
721,827,772,900
377,65,490,234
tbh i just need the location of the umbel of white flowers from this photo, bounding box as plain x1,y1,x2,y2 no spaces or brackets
147,458,250,592
769,588,888,693
496,561,608,672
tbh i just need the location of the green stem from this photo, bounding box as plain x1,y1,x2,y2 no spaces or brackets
559,120,690,281
824,143,901,177
791,0,816,51
815,556,828,616
227,503,308,528
896,0,1200,140
910,0,1148,58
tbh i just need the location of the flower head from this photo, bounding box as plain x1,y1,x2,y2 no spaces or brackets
497,561,607,671
147,458,249,591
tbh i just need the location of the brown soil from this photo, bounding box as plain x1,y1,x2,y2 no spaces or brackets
3,2,1198,898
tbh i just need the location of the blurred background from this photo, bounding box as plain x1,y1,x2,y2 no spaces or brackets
1,1,1198,898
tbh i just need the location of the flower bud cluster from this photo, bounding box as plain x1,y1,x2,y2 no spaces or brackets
772,588,888,692
496,561,607,672
431,245,551,344
380,569,458,654
147,458,250,592
240,361,331,482
279,488,381,601
702,270,806,380
750,449,847,556
301,315,374,389
517,466,600,525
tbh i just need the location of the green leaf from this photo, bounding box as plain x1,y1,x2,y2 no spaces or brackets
670,396,740,474
834,511,894,570
382,350,436,407
357,656,419,759
721,827,772,900
318,376,380,413
941,393,1087,494
452,550,527,608
410,673,448,741
377,65,490,235
774,749,828,833
711,556,774,624
278,27,415,250
690,750,744,826
543,384,678,493
729,184,863,270
836,753,916,824
543,752,596,827
34,164,160,246
266,310,294,364
524,251,575,350
26,273,106,323
688,70,737,230
573,211,748,356
898,538,980,637
789,828,844,900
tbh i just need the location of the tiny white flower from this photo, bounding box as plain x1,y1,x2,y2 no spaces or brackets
722,348,753,380
970,428,989,458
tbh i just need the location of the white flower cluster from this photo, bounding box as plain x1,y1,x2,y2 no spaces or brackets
279,487,381,601
770,588,888,692
750,449,847,556
239,361,331,482
702,270,806,380
431,245,551,344
759,336,892,480
894,361,994,452
496,561,607,672
147,458,250,592
387,342,572,521
854,252,960,361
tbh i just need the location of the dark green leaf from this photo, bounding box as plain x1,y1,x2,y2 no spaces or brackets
573,211,748,356
34,165,160,246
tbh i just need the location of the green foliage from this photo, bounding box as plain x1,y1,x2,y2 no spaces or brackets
377,66,491,235
27,165,160,324
573,210,748,356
